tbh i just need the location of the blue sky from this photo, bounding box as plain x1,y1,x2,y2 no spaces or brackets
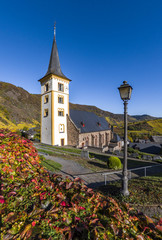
0,0,162,117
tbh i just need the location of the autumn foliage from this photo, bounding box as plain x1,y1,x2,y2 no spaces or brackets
0,129,161,239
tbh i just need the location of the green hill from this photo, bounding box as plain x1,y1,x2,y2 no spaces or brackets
0,81,161,137
114,119,162,141
0,81,40,130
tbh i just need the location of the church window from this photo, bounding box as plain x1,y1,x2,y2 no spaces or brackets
58,83,64,92
44,95,49,104
58,95,64,104
59,124,65,133
102,134,104,143
45,83,49,92
58,109,64,116
44,109,48,117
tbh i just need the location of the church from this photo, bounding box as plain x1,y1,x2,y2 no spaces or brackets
38,29,122,152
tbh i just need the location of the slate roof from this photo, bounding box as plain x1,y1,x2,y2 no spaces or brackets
151,136,162,144
40,35,71,81
70,109,110,133
129,142,162,154
111,133,121,143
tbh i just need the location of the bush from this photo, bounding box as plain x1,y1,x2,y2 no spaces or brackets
107,156,122,170
0,129,162,239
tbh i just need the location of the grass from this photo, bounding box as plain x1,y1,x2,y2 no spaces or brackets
38,148,58,156
37,146,157,173
39,143,81,154
97,176,162,206
89,151,156,168
127,159,155,168
37,147,107,172
39,155,62,172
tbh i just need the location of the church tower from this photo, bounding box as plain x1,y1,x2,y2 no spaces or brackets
39,26,71,146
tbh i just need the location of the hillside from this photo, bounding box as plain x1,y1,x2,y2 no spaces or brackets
0,81,161,136
114,119,162,141
132,114,158,121
70,103,137,124
0,81,41,130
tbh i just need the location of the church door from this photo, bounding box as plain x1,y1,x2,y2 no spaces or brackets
61,139,64,146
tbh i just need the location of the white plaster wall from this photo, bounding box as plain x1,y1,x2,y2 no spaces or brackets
52,77,69,94
41,93,52,145
41,76,69,146
41,79,52,94
52,77,69,146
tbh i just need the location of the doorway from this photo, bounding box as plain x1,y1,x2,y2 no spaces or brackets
61,138,64,146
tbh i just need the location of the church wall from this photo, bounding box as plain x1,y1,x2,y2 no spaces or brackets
78,130,112,148
67,115,79,146
53,77,69,146
41,80,52,145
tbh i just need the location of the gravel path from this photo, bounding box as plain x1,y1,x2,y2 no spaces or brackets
39,153,106,186
38,152,162,188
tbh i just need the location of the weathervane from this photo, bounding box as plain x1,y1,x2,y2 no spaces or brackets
54,22,56,39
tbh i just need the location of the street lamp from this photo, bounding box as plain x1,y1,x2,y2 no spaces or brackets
118,81,133,196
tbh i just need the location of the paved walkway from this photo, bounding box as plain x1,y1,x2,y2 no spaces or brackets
39,153,107,187
39,152,162,188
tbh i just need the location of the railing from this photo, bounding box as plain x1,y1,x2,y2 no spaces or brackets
102,164,162,185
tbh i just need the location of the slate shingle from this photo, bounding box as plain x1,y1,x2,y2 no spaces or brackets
70,109,110,133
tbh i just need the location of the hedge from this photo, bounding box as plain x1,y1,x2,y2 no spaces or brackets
0,129,162,239
107,156,122,170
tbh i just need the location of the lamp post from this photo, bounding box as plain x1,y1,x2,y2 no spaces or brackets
118,81,133,196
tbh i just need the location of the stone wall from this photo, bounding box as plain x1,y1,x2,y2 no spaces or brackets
78,130,112,148
67,114,80,146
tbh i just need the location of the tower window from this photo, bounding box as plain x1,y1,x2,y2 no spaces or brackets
58,109,64,116
59,124,65,133
44,109,48,117
58,83,64,92
45,83,49,92
58,96,64,104
44,95,49,104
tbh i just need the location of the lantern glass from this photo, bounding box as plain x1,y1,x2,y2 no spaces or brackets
118,81,132,101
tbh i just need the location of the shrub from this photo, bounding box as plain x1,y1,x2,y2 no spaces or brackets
0,129,162,239
107,156,122,170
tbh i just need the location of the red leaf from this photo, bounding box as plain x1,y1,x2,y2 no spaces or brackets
156,225,162,232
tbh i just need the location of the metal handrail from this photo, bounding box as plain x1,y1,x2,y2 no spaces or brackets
102,164,162,185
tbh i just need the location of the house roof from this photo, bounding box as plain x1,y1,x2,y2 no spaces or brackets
111,133,121,143
129,142,162,154
151,136,162,144
70,109,110,133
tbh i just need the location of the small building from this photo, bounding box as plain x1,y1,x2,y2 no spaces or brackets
151,136,162,146
67,109,122,151
129,142,162,155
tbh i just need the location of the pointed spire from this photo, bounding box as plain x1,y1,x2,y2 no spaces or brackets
45,25,70,80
